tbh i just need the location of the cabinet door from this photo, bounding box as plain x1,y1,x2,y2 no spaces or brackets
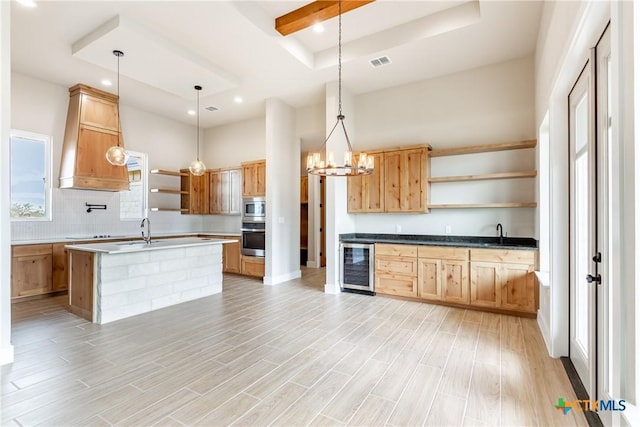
300,176,308,204
79,94,119,132
255,161,266,196
228,169,242,215
442,259,469,304
418,257,441,301
242,161,266,197
75,125,128,184
500,263,536,313
347,152,385,213
209,171,223,214
223,240,242,274
241,256,265,277
181,171,209,214
384,148,427,213
52,243,69,291
11,245,53,298
470,261,501,308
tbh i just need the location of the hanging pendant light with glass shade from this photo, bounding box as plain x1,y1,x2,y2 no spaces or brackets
306,0,373,177
189,85,207,176
105,50,129,167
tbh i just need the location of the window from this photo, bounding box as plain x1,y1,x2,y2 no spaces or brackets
119,150,148,220
10,130,51,221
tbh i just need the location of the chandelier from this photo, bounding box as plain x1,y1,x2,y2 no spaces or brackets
105,50,128,166
306,0,373,177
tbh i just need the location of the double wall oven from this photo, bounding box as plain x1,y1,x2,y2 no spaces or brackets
241,197,265,257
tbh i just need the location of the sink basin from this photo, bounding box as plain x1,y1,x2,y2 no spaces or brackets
115,240,164,246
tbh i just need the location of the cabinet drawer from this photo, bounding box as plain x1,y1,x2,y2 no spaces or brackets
375,274,417,297
418,246,468,261
13,244,52,257
470,248,536,265
375,244,417,257
375,256,417,276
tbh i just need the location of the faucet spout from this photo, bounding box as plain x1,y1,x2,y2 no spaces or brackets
141,217,151,244
496,223,503,245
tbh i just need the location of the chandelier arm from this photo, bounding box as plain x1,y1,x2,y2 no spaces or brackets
339,118,353,152
321,117,341,149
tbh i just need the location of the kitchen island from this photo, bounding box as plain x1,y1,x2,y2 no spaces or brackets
65,237,235,324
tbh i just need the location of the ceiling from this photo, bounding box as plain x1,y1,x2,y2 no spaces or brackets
10,1,543,129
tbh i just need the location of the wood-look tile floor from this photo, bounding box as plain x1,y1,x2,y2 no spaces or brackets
2,268,587,426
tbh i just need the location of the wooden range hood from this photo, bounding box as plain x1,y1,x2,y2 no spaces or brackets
59,84,129,191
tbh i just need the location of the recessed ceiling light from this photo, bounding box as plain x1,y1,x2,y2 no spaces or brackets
187,110,196,116
234,96,243,104
16,0,37,7
101,79,112,87
312,23,324,33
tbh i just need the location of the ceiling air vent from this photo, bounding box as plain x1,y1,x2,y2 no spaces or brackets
369,55,392,68
205,106,219,112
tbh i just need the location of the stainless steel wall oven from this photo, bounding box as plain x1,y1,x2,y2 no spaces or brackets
339,243,375,294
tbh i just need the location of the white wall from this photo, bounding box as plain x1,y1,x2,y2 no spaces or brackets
202,116,265,168
10,73,210,240
1,0,14,366
352,56,537,237
264,98,301,284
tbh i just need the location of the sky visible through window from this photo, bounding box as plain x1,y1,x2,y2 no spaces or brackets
10,135,46,218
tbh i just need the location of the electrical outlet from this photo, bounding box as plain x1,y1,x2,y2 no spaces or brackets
395,224,402,233
445,225,452,234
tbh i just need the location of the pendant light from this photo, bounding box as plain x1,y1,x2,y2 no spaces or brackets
306,0,373,177
105,50,129,166
189,85,207,176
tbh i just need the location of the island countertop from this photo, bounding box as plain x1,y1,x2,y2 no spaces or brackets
65,237,235,254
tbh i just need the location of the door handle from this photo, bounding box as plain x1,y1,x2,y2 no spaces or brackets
592,252,602,263
586,274,601,284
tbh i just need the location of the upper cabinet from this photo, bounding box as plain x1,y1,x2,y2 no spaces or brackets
210,168,242,215
59,84,129,191
180,169,210,215
348,145,429,213
242,160,266,197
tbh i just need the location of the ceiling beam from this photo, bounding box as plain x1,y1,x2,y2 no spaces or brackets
275,1,375,36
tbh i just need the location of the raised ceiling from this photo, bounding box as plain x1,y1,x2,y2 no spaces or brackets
10,1,543,129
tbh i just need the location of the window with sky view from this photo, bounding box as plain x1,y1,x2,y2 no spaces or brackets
10,131,51,220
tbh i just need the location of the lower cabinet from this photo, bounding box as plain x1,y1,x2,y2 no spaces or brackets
374,243,538,315
241,255,265,277
207,235,241,274
52,243,70,291
374,244,418,297
11,244,53,298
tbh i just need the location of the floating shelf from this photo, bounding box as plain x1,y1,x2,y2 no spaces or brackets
430,140,537,157
150,169,188,177
150,188,188,195
429,171,537,183
427,202,538,209
150,207,189,212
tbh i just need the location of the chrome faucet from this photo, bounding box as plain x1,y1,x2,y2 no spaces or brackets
496,223,504,245
141,217,151,244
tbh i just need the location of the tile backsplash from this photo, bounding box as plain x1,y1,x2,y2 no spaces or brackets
11,188,239,241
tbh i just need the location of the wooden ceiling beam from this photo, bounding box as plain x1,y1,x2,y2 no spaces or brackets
275,1,375,36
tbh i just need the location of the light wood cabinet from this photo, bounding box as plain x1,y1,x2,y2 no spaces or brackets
241,256,265,277
181,169,210,214
52,243,69,291
11,244,53,298
417,246,469,303
470,249,537,313
384,147,428,213
375,244,418,297
208,236,242,274
242,160,266,197
68,249,95,322
210,168,242,215
59,84,129,191
347,147,428,214
347,152,385,213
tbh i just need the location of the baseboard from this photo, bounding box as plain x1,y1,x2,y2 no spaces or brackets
537,310,553,356
263,270,301,286
306,260,319,268
324,283,340,294
560,357,603,427
0,344,14,366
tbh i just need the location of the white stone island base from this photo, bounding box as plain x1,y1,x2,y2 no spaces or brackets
66,238,228,324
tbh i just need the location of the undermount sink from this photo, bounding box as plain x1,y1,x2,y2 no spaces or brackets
115,240,164,246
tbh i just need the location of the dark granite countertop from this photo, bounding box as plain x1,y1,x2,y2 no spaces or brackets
339,233,538,250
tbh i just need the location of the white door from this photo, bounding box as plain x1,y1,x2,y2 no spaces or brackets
568,25,611,408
